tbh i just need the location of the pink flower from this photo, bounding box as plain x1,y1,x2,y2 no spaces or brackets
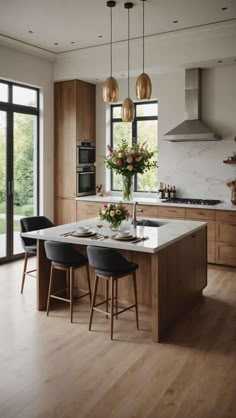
127,164,133,171
116,209,121,215
110,210,115,217
135,156,142,162
116,159,122,166
107,145,112,152
126,156,133,164
104,204,108,209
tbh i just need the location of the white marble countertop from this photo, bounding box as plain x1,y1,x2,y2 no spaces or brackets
21,217,207,254
76,195,236,211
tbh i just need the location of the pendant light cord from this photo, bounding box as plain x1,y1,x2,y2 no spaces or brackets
142,0,144,74
128,7,130,97
110,6,113,77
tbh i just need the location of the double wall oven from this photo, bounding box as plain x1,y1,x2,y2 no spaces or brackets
76,141,96,196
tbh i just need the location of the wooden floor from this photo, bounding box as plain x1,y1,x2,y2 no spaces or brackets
0,259,236,418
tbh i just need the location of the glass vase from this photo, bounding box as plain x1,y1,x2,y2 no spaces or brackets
122,175,134,201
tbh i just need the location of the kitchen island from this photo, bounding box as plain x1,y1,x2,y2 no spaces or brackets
22,218,207,342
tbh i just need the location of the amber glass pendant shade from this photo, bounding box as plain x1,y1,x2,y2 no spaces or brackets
103,76,119,103
122,97,135,122
136,72,152,100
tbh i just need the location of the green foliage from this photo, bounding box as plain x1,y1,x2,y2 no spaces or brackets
0,112,35,212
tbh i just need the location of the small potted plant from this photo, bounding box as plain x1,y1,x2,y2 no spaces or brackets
98,202,130,230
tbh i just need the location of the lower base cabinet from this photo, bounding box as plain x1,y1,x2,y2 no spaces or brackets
216,242,236,266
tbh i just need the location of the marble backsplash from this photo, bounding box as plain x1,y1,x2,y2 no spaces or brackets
159,137,236,202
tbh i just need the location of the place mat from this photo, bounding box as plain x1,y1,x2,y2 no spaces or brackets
112,234,136,241
70,230,97,238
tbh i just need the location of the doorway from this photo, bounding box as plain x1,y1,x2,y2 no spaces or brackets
0,81,39,263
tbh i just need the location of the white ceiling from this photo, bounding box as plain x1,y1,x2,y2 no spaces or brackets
0,0,235,54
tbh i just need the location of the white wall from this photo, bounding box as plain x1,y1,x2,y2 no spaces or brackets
0,45,54,219
96,65,236,202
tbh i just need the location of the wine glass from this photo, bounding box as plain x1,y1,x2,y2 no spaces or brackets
96,219,104,236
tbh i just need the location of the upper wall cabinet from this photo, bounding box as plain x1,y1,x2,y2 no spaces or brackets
76,80,96,141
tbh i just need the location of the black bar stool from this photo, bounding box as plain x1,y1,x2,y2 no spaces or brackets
20,216,54,293
87,246,139,340
44,241,92,323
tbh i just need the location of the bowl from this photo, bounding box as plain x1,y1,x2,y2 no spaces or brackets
118,230,130,238
77,226,90,234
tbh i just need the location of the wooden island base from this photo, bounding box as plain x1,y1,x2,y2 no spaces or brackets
37,227,207,342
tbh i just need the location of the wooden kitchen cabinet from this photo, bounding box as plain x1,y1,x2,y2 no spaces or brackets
54,79,96,224
216,221,236,244
216,242,236,266
55,198,76,225
76,201,101,221
137,205,159,218
158,206,186,219
185,208,216,221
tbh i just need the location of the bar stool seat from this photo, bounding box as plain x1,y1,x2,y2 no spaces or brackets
87,246,139,340
20,216,54,293
44,241,91,323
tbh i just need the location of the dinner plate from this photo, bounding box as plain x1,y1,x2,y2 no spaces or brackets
112,234,136,241
71,230,96,238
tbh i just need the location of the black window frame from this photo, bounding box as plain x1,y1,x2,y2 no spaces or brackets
110,100,158,193
0,79,40,263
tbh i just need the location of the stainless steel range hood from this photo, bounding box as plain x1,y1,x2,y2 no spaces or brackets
164,68,221,142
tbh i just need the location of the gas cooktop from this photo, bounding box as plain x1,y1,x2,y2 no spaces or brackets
163,198,221,206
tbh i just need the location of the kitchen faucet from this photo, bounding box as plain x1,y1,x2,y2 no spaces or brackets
132,202,144,229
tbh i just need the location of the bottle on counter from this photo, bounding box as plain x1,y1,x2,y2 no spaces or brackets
164,185,169,199
158,182,164,199
170,185,176,199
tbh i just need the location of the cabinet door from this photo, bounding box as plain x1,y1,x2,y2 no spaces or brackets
54,81,77,198
216,242,236,266
186,208,215,221
208,241,216,264
76,81,95,141
216,221,236,244
158,206,186,219
55,198,76,225
137,205,159,218
216,210,236,223
76,201,100,221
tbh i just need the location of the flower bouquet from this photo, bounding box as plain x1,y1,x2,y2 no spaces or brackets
105,140,157,200
98,202,130,229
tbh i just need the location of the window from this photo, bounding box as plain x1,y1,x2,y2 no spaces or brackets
110,101,158,192
0,80,39,262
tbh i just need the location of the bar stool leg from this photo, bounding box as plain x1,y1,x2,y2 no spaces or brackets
86,264,92,306
132,271,139,330
21,252,28,294
105,279,109,319
115,280,118,319
110,277,115,340
46,265,54,316
89,275,99,331
66,269,69,299
70,267,74,323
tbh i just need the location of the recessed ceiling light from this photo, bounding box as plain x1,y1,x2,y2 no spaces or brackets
28,30,34,34
70,41,75,44
98,35,103,38
173,20,179,24
54,42,59,45
221,7,228,11
217,60,223,63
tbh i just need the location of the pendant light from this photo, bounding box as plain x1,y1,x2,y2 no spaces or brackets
122,2,135,122
136,0,152,100
103,1,119,103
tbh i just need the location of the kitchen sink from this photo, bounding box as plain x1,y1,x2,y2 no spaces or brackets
135,219,167,228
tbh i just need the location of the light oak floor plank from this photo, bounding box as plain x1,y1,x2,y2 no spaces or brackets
0,259,235,418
